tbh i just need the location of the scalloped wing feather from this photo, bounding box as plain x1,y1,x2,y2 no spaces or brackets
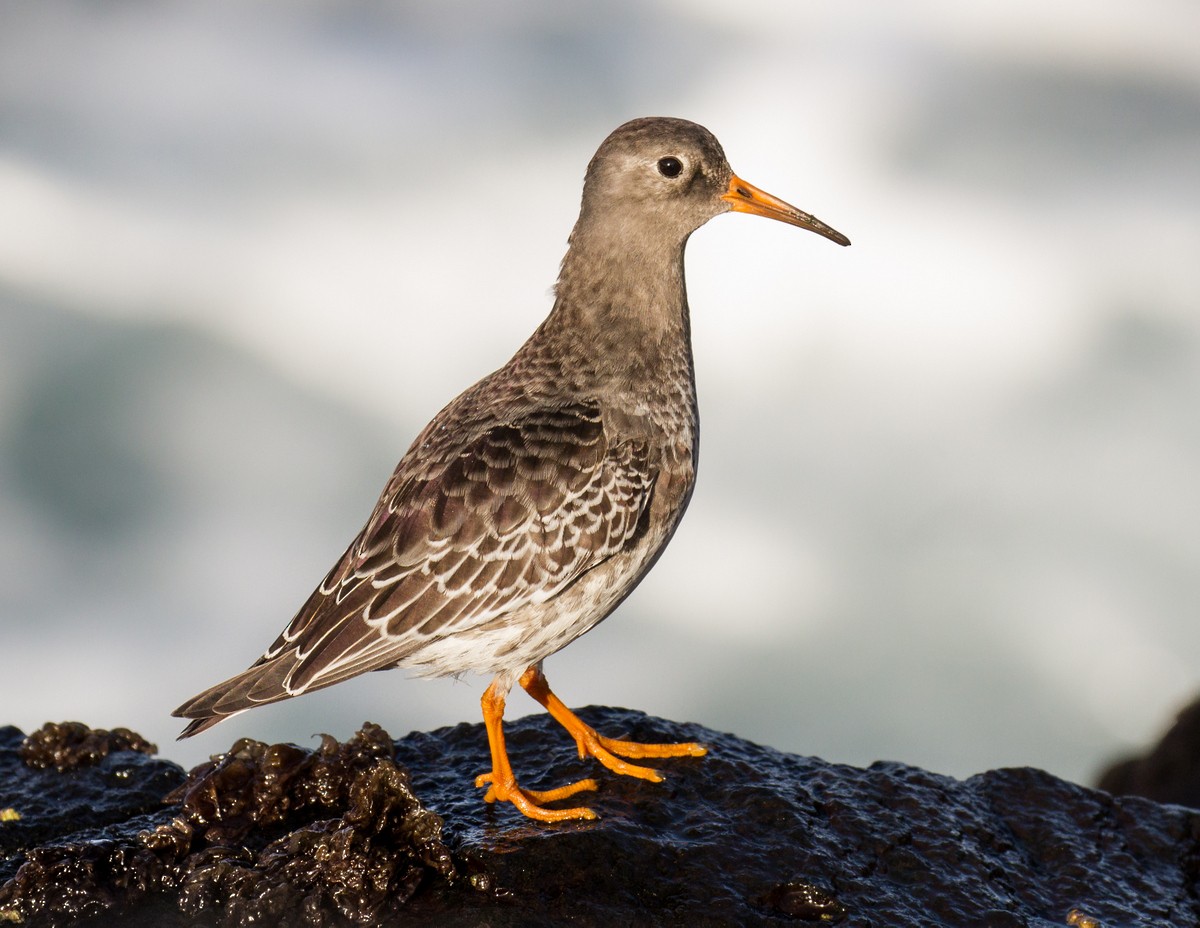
174,401,656,724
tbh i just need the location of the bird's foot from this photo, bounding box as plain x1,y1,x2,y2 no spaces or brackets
565,725,708,782
474,770,599,822
517,665,707,782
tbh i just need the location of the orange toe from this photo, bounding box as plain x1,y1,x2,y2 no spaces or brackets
519,666,708,783
478,676,601,822
476,770,599,821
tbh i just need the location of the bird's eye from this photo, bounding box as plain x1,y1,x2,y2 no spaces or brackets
657,157,683,178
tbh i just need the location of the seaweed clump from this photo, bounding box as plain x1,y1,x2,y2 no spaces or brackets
19,721,157,772
0,723,469,926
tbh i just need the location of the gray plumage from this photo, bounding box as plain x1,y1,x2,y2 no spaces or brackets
174,116,847,740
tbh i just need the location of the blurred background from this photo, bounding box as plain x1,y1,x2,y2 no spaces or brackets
2,0,1198,786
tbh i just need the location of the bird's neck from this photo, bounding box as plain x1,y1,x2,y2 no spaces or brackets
491,228,699,447
540,227,694,377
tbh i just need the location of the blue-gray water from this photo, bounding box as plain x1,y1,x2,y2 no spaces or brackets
2,0,1198,785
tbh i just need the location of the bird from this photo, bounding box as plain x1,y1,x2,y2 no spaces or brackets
174,116,849,822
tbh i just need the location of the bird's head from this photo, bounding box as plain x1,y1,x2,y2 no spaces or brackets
574,116,850,249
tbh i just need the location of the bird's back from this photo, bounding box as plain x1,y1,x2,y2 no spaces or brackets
175,310,699,734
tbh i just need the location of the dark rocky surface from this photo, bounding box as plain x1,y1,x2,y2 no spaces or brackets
1099,694,1200,811
0,724,184,861
16,722,158,773
2,709,1198,926
0,723,468,927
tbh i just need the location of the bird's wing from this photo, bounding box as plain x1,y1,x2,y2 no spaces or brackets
175,400,655,723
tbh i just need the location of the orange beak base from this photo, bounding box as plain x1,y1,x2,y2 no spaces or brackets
722,174,850,247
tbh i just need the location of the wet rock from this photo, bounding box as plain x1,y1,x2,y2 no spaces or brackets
161,723,460,925
0,722,463,927
395,708,1200,926
2,709,1199,926
0,724,184,862
1098,694,1200,809
18,722,158,773
760,879,846,921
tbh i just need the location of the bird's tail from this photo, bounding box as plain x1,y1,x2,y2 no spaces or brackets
172,657,295,739
175,712,238,739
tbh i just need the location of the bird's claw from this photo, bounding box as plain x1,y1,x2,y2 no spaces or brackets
475,770,599,822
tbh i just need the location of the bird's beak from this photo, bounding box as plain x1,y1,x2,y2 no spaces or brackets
722,174,850,247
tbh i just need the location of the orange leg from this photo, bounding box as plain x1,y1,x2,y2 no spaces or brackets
519,665,707,784
474,676,600,822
